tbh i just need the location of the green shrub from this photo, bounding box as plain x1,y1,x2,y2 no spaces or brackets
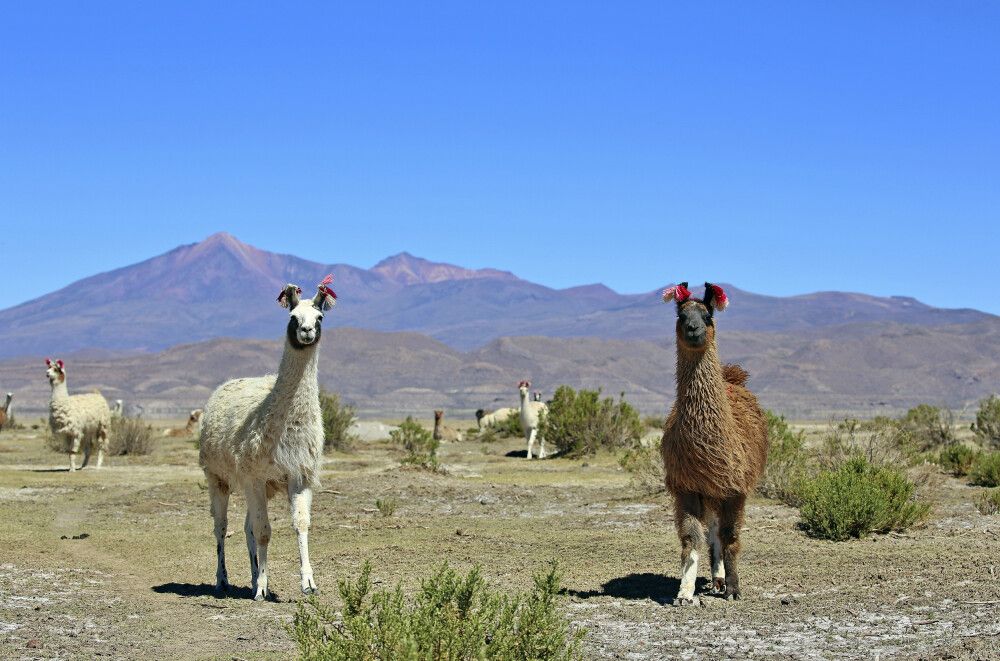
289,561,584,660
936,444,980,477
642,416,665,430
477,427,499,444
798,456,930,541
758,411,809,506
320,390,357,452
970,452,1000,487
539,386,642,457
390,416,441,471
494,410,523,438
971,395,1000,448
618,441,664,494
899,404,954,451
820,417,915,469
109,416,155,456
375,498,397,518
975,488,1000,515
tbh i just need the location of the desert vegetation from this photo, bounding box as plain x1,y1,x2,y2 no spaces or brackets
390,416,441,471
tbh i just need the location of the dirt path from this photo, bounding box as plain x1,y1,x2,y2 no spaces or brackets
1,428,999,659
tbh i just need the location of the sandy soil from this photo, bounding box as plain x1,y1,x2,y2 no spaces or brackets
1,424,998,660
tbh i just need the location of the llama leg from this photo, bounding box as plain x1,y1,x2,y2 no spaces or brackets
288,482,318,595
246,482,272,601
719,494,747,601
95,425,108,469
68,435,81,472
673,492,705,606
526,428,536,459
707,510,726,593
538,432,546,459
209,476,231,592
81,438,92,469
244,511,257,592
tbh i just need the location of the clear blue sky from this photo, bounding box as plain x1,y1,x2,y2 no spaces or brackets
1,2,997,312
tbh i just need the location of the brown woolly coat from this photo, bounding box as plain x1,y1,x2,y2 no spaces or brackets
661,330,769,500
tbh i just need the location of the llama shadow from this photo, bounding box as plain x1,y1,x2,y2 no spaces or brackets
152,582,259,600
505,450,529,458
567,573,708,603
30,468,72,472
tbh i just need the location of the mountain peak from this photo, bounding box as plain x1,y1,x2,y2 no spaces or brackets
371,252,518,286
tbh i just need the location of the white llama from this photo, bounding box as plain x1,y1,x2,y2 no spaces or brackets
519,380,548,459
45,359,111,471
199,276,336,601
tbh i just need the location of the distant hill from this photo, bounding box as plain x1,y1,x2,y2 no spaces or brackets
0,232,992,357
3,321,998,420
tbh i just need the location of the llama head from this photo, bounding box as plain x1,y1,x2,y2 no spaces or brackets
475,409,485,421
533,390,542,402
663,282,729,351
434,410,443,422
518,380,531,397
44,358,66,385
278,275,337,350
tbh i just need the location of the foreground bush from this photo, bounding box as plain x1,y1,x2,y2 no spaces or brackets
321,390,357,452
976,488,1000,516
937,444,980,477
540,386,642,457
757,411,809,505
798,456,930,541
290,561,584,661
109,416,155,456
390,417,440,471
971,395,1000,448
969,452,1000,487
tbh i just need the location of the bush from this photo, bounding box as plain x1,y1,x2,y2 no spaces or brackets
971,395,1000,448
618,441,664,494
758,411,809,506
290,561,584,660
375,498,397,518
937,444,981,477
969,452,1000,487
477,427,499,444
798,456,931,541
321,390,357,452
642,416,665,430
539,386,643,457
109,416,155,456
899,404,954,451
819,417,914,469
975,488,1000,516
493,410,523,438
390,416,440,471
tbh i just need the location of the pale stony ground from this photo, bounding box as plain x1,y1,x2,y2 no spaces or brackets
0,422,998,660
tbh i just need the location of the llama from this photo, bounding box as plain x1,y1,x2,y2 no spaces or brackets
0,392,12,432
518,380,548,459
45,359,111,471
199,276,336,601
660,282,768,605
476,407,518,430
432,410,463,442
112,399,124,417
433,410,444,441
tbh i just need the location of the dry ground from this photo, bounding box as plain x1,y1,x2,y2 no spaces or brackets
1,422,999,660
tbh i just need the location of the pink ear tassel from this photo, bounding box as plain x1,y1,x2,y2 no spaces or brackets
662,284,692,303
320,274,333,286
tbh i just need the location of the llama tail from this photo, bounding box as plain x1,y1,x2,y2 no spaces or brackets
722,363,749,387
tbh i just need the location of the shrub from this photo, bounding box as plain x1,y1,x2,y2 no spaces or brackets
969,452,1000,487
798,456,930,541
289,560,584,660
390,416,441,471
971,395,1000,448
477,427,499,444
819,417,914,469
540,386,643,457
375,498,397,518
109,416,155,456
493,410,523,438
758,411,809,506
936,444,981,477
642,416,665,430
618,441,664,494
320,390,357,452
899,404,954,451
975,488,1000,516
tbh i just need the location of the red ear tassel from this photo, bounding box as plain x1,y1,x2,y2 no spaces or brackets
662,284,691,303
45,358,51,367
56,360,64,369
710,284,729,311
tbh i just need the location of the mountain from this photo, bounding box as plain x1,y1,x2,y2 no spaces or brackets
0,232,994,358
3,321,998,420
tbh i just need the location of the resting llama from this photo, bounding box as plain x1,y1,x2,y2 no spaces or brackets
45,359,111,471
199,276,336,600
518,380,548,459
0,392,12,432
660,282,768,605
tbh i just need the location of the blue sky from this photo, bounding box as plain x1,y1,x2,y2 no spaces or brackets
1,2,997,312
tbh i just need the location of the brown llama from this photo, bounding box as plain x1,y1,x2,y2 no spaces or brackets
433,410,444,441
660,282,768,605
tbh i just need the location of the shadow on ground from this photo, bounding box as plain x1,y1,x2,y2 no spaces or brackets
567,573,707,602
152,582,259,600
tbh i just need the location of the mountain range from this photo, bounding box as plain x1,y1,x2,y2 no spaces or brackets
0,232,997,419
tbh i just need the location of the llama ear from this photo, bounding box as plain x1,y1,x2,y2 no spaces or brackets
56,359,64,370
278,284,302,309
45,358,51,367
312,274,337,311
662,282,691,305
704,282,729,312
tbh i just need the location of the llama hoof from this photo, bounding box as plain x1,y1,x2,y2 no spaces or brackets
301,577,319,595
724,588,742,601
673,597,699,607
214,581,229,594
709,578,726,594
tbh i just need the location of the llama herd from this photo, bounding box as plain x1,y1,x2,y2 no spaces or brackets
28,276,768,605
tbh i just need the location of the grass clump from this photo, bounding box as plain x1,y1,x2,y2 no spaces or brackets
618,440,664,494
375,498,398,518
975,488,1000,516
540,386,642,457
936,444,980,477
971,395,1000,448
493,410,523,438
290,560,584,661
969,452,1000,487
390,416,441,471
109,416,155,456
798,456,931,541
758,411,809,506
321,390,357,452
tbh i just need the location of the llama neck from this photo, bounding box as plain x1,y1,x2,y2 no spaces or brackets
50,380,69,403
434,417,441,436
674,341,732,427
266,341,320,432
